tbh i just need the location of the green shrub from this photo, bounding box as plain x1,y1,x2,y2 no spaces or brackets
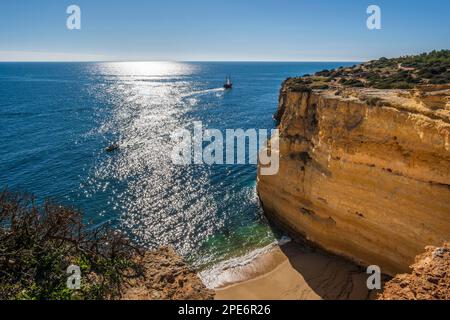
289,84,312,93
286,78,313,93
340,79,365,87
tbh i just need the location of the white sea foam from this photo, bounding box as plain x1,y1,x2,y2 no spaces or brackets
183,87,225,97
199,236,292,289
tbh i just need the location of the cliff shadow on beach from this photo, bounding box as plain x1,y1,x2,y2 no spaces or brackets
278,241,387,300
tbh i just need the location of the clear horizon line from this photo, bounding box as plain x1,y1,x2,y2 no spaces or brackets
0,59,367,63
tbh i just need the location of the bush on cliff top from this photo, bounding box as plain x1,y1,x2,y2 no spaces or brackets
0,190,143,300
312,50,450,89
285,77,312,93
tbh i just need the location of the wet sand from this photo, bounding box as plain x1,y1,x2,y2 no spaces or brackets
214,242,381,300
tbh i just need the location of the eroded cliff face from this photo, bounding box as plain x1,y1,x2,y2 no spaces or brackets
258,82,450,276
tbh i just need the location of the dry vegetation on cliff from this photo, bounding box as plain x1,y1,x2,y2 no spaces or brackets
0,190,212,300
286,50,450,92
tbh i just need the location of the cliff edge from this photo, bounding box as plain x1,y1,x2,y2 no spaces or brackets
379,243,450,300
258,51,450,276
121,247,214,300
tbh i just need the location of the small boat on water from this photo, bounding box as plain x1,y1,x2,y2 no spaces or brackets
105,143,119,152
224,76,233,89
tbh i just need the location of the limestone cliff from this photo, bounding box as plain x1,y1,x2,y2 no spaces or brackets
258,70,450,276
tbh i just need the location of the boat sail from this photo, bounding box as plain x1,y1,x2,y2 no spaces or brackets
224,76,233,89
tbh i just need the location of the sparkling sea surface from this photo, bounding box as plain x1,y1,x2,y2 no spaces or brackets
0,61,354,268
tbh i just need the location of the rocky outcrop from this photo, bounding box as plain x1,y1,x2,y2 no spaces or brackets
121,247,214,300
409,84,450,111
258,79,450,276
379,243,450,300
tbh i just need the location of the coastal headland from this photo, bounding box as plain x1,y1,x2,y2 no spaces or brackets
253,51,449,298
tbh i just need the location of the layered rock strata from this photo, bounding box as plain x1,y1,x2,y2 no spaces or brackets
258,81,450,276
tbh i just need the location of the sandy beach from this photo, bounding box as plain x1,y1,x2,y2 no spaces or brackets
212,242,382,300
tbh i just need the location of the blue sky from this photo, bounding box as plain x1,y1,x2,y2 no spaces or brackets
0,0,449,61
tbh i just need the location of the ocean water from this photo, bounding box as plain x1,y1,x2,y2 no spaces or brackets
0,61,354,269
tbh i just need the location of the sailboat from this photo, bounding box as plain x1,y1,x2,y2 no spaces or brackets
223,76,233,89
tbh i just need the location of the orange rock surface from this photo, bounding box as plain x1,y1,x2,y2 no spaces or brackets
379,243,450,300
258,82,450,276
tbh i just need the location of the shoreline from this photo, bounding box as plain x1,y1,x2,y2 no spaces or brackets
205,241,382,300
